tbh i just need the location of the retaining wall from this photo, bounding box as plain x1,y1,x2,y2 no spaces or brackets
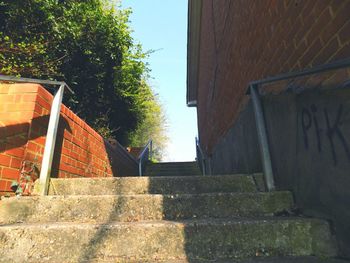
0,83,138,196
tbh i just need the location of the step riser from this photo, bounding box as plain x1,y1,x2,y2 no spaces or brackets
0,219,336,263
0,171,340,262
48,175,260,195
0,192,293,224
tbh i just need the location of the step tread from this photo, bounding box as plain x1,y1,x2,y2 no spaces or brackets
0,216,329,227
48,174,261,195
164,257,350,263
239,257,350,263
49,174,262,180
0,190,292,199
51,174,253,180
0,217,336,262
0,191,294,223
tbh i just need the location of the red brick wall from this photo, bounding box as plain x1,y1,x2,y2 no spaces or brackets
127,147,143,159
197,0,350,153
0,83,114,195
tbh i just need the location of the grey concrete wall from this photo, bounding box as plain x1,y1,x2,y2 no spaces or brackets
263,88,350,257
205,88,350,258
208,100,262,176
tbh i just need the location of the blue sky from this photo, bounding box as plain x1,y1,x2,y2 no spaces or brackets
121,0,198,161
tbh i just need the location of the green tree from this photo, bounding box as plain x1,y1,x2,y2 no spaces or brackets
127,80,168,161
0,0,168,158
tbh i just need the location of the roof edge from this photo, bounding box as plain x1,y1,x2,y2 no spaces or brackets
186,0,202,107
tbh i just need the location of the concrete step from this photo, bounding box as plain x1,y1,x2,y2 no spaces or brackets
0,218,337,263
146,161,199,168
47,174,261,195
239,257,350,263
146,167,200,171
145,164,200,170
0,191,293,224
165,257,350,263
145,170,202,176
145,161,202,176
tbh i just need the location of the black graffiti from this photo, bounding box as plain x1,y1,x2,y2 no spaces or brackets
301,104,350,166
301,108,311,149
311,104,322,152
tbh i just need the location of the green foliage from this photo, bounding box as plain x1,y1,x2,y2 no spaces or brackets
0,33,58,76
127,81,168,161
0,0,168,158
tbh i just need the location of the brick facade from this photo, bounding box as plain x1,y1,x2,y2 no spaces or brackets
197,0,350,154
0,83,117,195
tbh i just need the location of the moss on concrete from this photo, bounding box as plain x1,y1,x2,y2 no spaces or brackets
0,173,340,262
0,192,293,224
47,174,259,196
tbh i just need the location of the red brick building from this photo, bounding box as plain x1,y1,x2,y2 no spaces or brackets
187,0,350,257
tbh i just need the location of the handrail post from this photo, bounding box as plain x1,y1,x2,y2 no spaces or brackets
138,139,152,176
0,75,72,196
150,141,153,160
206,156,212,176
139,162,142,177
195,137,206,176
250,84,275,191
35,84,65,195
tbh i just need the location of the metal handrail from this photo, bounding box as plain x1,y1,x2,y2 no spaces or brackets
247,58,350,192
107,139,138,164
0,74,74,93
0,75,73,195
247,58,350,93
137,139,153,176
195,137,206,176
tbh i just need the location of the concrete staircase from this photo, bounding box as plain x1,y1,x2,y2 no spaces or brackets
144,161,201,176
0,162,347,262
